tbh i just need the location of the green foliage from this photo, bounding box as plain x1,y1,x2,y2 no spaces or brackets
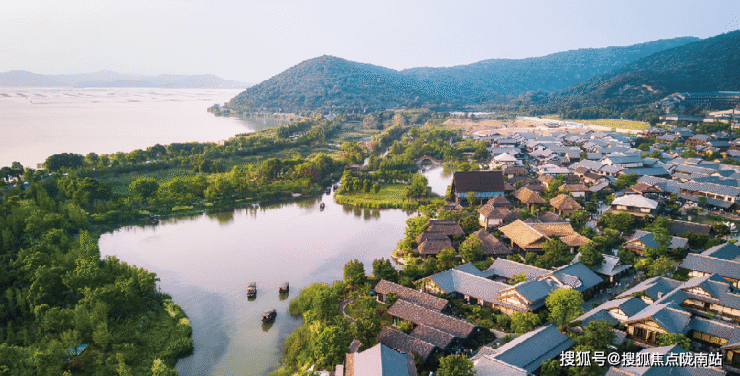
508,272,527,285
574,320,616,352
372,259,399,283
45,153,86,171
656,333,691,351
343,260,367,288
546,289,585,329
598,212,635,233
578,242,604,267
406,174,430,199
437,354,476,376
397,321,414,334
459,235,484,262
538,238,572,269
510,312,541,334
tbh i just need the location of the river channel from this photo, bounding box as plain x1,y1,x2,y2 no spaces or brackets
98,165,450,376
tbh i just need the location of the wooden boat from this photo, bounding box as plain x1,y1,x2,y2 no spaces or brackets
247,282,257,298
262,309,277,322
279,282,289,294
324,187,331,194
320,202,325,210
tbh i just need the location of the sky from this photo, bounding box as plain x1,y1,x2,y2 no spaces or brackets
1,0,738,83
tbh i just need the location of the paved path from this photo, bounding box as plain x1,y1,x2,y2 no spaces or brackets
349,340,362,353
339,298,355,323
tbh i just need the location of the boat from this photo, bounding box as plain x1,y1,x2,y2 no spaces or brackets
247,282,257,298
279,281,289,294
262,309,277,322
332,184,338,191
324,187,331,194
320,202,325,210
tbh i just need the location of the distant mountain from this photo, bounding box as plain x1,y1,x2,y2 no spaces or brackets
0,70,248,88
227,36,699,112
555,31,740,108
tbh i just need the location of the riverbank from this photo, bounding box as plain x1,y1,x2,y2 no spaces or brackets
334,183,444,210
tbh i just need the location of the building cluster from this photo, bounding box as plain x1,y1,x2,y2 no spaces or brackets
340,124,740,375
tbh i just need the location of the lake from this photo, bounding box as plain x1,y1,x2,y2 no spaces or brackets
98,167,450,376
0,87,252,168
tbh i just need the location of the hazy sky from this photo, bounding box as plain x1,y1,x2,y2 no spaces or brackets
1,0,738,83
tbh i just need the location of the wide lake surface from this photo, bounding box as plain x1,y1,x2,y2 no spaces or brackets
99,167,449,376
0,88,252,167
5,87,453,375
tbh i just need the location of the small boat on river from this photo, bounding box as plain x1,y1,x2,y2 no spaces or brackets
247,282,257,298
279,282,289,294
320,202,325,210
324,187,331,194
262,309,277,322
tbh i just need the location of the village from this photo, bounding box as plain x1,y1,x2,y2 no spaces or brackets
336,116,740,376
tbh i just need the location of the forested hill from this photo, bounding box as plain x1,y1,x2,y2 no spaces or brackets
228,55,442,113
227,36,697,112
554,30,740,108
401,37,699,98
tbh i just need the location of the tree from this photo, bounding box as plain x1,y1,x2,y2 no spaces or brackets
466,191,477,207
459,215,481,234
569,210,589,229
45,153,85,171
657,333,691,351
509,272,527,285
510,312,541,334
539,238,570,269
713,222,730,238
343,260,367,288
577,242,604,268
648,256,675,277
437,208,453,220
436,248,457,272
437,354,476,376
459,235,484,262
372,182,381,194
546,289,585,330
129,178,159,201
405,174,429,199
372,259,398,282
575,320,615,351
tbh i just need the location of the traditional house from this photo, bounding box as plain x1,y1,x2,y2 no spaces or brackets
499,220,590,254
376,327,439,362
472,229,512,258
472,325,574,376
512,187,547,209
340,343,418,376
610,195,659,215
667,219,712,237
622,230,689,255
426,220,465,237
549,194,582,216
572,253,632,283
680,242,740,288
624,182,666,199
559,183,589,198
374,280,449,312
449,170,505,204
477,205,517,229
486,195,512,208
386,299,485,349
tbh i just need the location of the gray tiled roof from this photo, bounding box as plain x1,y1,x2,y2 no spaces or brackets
387,300,476,339
624,303,691,334
490,324,574,373
616,276,682,301
680,253,740,281
624,230,688,250
350,343,416,376
377,327,437,361
409,324,455,350
552,262,603,292
680,181,740,197
374,280,448,312
487,258,549,280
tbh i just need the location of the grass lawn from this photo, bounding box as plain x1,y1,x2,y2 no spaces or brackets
574,118,650,131
98,168,197,194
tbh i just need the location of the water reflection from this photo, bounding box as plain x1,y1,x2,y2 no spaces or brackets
97,167,452,376
206,210,235,225
261,321,275,332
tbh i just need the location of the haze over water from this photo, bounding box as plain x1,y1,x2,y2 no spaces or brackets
0,87,251,168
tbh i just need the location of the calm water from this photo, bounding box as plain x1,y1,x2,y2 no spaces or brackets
0,87,252,168
98,167,450,376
